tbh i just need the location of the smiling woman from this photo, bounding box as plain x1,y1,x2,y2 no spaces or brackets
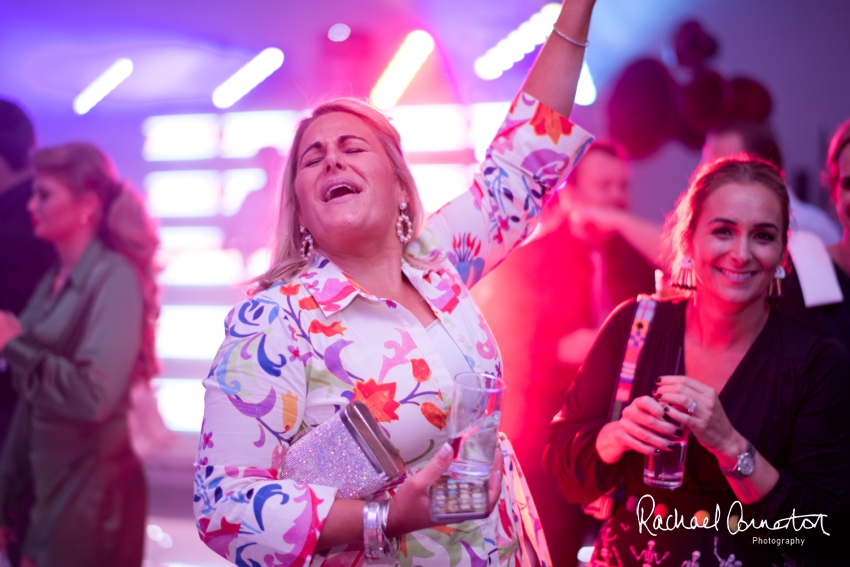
194,2,597,566
545,156,850,565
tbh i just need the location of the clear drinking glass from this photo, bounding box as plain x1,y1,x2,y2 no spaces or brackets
447,372,505,478
643,376,689,489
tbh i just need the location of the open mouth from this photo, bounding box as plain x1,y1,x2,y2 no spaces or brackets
323,183,361,202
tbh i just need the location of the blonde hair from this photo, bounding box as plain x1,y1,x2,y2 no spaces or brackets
252,98,425,292
33,143,160,383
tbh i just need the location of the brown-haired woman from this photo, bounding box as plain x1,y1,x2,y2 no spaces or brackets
0,142,159,567
544,157,850,565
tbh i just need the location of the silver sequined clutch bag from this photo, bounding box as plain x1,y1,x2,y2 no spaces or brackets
277,401,406,499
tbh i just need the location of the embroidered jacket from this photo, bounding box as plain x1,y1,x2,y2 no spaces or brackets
194,93,593,567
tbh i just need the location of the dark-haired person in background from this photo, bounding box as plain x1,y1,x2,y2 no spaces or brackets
0,100,55,320
0,98,54,567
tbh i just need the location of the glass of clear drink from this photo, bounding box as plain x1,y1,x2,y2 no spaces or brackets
643,376,689,489
447,372,505,478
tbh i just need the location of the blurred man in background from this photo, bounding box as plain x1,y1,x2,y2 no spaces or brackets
472,140,657,567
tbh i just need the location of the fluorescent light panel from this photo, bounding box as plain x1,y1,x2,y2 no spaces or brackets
145,170,221,218
384,104,468,153
156,305,232,359
158,249,244,286
152,378,206,432
73,58,133,115
219,110,303,158
143,114,219,161
409,164,478,213
142,101,511,167
474,3,560,80
370,31,435,110
158,227,224,252
213,48,284,109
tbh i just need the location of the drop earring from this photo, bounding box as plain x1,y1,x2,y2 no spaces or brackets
300,226,314,261
396,202,413,245
768,265,786,299
672,256,696,290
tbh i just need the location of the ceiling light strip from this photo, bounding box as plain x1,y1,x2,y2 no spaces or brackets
73,58,134,115
212,48,284,109
473,3,560,81
370,30,435,110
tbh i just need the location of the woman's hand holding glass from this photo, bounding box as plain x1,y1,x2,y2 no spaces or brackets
386,443,501,538
654,375,746,462
595,395,682,464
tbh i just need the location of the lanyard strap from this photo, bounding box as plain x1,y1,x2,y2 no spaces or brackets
609,295,657,422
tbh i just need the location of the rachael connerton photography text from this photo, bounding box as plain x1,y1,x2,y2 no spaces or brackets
635,495,829,537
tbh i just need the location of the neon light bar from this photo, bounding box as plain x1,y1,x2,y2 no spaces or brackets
370,31,435,110
473,3,560,81
73,58,133,115
212,48,284,109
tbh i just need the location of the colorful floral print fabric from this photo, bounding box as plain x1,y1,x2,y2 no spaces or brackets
194,92,593,567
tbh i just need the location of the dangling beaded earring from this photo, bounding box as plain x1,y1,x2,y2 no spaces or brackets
299,226,314,261
396,202,413,245
768,265,786,299
672,256,697,290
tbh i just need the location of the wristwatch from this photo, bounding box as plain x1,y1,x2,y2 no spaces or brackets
721,441,756,479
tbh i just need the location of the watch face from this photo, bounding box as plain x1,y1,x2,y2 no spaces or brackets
738,453,755,476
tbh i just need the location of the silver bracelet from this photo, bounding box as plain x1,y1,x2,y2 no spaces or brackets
551,26,589,48
379,499,400,558
363,501,384,558
363,500,400,559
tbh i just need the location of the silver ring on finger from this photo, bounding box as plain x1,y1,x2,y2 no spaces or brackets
687,400,697,414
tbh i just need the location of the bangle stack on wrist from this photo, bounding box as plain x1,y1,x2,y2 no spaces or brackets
363,499,400,559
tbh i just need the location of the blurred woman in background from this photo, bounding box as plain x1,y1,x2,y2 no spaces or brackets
0,143,159,567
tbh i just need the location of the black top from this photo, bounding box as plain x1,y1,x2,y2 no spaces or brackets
0,179,55,445
0,178,56,316
780,260,850,349
545,298,850,565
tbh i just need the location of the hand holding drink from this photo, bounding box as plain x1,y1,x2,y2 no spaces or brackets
644,375,690,489
430,372,505,522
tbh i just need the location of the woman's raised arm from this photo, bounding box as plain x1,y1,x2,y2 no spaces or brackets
522,0,596,118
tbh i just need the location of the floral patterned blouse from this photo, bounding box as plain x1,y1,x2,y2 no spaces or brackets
194,92,593,567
